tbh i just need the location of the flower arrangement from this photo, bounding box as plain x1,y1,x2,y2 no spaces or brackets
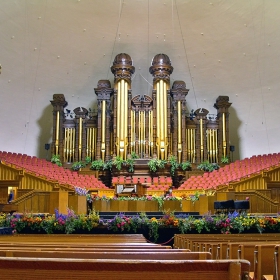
2,210,280,242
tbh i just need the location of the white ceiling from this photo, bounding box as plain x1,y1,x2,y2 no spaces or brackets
1,0,280,160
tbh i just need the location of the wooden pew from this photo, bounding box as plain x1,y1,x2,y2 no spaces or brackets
253,244,278,280
0,250,212,260
0,258,250,280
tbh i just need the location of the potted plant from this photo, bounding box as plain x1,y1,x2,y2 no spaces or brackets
125,157,135,173
50,154,62,167
85,156,92,166
197,160,220,172
168,155,179,177
148,158,167,173
71,161,85,171
112,156,125,171
180,161,192,171
221,155,229,164
90,159,105,171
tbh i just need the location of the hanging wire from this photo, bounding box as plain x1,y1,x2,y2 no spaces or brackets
147,0,150,93
174,0,198,109
247,1,269,151
24,0,49,152
107,0,124,79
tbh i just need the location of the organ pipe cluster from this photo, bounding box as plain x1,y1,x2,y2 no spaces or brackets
50,53,232,165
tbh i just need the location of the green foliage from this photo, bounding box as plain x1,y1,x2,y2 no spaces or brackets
85,156,92,165
90,159,105,170
148,158,167,173
168,155,179,177
180,161,192,171
131,151,139,159
50,154,62,167
197,160,220,172
103,159,113,171
221,155,230,164
112,156,125,170
125,157,135,173
71,161,85,171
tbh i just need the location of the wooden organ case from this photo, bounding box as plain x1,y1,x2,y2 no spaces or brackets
50,53,232,170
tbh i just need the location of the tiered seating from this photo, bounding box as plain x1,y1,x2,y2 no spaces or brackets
0,234,250,280
174,233,280,280
178,152,280,191
0,151,108,191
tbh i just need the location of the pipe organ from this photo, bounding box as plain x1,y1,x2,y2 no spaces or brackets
50,53,232,165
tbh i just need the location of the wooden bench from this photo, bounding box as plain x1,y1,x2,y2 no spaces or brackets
0,233,147,243
0,250,211,260
0,258,250,280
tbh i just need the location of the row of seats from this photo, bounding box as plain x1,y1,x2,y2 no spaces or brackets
112,176,172,186
179,152,280,191
0,151,108,190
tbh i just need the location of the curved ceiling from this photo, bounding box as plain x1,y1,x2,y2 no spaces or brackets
0,0,280,159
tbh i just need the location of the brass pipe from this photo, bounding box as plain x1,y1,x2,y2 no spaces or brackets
156,82,160,157
73,128,75,161
117,82,121,156
55,111,60,155
93,128,96,159
200,119,203,160
160,80,164,158
193,128,196,163
149,111,151,156
164,81,167,159
101,100,106,154
64,128,67,162
124,81,128,159
214,129,218,163
121,80,125,142
79,117,82,161
222,113,226,157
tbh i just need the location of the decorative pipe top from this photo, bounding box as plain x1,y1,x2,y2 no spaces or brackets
151,53,172,66
97,80,111,88
172,80,186,90
112,53,133,66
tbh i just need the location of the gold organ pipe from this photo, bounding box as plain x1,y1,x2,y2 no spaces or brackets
119,79,125,159
200,119,203,160
193,129,196,163
163,81,167,138
89,127,92,158
142,111,144,156
160,80,164,159
101,101,106,154
68,129,70,162
117,82,121,156
206,129,209,161
73,128,75,161
55,111,60,154
79,117,82,161
149,111,151,156
190,129,193,162
124,81,128,159
222,113,226,157
164,81,167,159
64,129,67,162
131,111,133,151
214,129,218,163
156,82,160,157
121,79,125,142
143,111,145,155
133,111,135,152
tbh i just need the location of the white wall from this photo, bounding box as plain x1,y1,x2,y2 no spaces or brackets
0,0,279,160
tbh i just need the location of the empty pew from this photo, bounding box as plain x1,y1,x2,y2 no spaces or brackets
253,244,278,280
0,258,250,280
0,250,211,260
